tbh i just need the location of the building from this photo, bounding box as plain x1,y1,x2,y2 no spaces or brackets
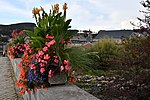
71,30,98,44
94,30,134,43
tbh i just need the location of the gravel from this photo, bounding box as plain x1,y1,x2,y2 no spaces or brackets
76,74,150,100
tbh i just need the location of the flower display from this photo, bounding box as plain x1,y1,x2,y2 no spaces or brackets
16,3,76,94
7,30,26,58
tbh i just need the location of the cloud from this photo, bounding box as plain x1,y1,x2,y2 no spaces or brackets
66,0,144,31
0,0,146,32
0,0,34,24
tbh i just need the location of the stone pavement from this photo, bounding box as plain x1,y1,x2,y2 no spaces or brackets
0,57,23,100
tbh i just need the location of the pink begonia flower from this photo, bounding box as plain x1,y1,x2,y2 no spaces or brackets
46,34,54,39
44,61,48,64
24,52,28,56
45,40,56,47
54,59,59,63
44,54,50,60
24,44,30,50
43,46,48,52
36,54,40,58
38,50,44,56
48,70,54,78
49,40,55,45
60,66,64,71
30,64,36,70
41,60,45,63
65,65,72,71
38,58,42,63
40,68,45,73
63,60,69,65
45,42,50,47
40,63,45,67
53,55,58,59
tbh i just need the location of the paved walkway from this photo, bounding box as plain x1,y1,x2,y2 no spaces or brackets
0,57,23,100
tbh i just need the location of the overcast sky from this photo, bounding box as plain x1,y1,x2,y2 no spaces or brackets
0,0,145,32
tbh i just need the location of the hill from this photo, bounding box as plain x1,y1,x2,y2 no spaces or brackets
0,22,35,37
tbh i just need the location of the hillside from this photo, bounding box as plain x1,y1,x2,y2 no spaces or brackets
0,22,35,37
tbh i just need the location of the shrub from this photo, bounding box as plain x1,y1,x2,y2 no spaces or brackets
87,37,123,70
67,47,94,74
122,35,150,69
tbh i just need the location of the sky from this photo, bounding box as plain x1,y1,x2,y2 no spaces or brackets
0,0,145,32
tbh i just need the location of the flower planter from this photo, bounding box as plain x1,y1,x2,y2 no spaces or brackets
48,71,67,85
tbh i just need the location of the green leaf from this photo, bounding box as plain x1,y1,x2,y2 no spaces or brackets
24,30,36,37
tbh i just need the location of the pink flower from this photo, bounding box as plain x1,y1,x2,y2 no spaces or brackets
19,31,23,36
45,42,50,47
30,64,36,70
49,40,55,45
48,70,54,78
54,59,59,63
65,65,72,71
24,52,28,56
45,40,55,47
38,58,42,62
53,55,58,59
24,44,30,50
44,54,50,60
40,68,45,73
43,46,48,52
40,63,45,67
46,34,54,39
41,60,45,63
36,54,40,58
60,66,64,71
63,60,69,65
38,50,44,56
44,61,48,64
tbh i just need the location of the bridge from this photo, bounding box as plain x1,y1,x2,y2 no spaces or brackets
0,57,99,100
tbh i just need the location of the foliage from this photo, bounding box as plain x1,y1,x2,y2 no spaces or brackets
121,36,150,68
67,47,94,73
87,38,123,70
134,0,150,34
101,1,150,98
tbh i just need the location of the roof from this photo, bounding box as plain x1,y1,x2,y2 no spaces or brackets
94,30,134,39
71,36,87,41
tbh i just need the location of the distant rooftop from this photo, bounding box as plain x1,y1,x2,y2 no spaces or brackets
95,30,134,39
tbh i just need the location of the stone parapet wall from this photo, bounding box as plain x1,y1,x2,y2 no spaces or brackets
9,57,99,100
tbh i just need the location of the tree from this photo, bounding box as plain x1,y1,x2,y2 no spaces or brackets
135,0,150,34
